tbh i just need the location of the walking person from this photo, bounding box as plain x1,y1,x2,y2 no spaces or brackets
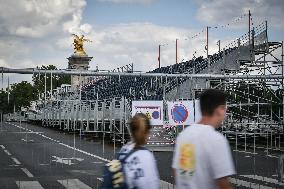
102,113,160,189
172,89,235,189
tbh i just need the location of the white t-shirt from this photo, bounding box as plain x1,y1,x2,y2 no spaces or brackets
172,124,235,189
118,142,160,189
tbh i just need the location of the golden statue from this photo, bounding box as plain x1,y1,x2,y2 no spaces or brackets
72,34,92,56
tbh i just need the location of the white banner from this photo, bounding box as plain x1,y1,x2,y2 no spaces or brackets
132,101,163,125
168,101,195,126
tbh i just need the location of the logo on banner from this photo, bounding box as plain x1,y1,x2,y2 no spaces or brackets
134,107,161,120
145,111,152,119
171,104,189,124
152,111,160,119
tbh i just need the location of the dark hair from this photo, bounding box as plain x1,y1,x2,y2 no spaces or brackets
199,89,227,116
129,113,151,145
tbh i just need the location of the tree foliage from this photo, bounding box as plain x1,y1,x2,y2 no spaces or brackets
0,91,10,113
10,81,37,110
0,65,71,113
0,81,36,113
32,65,71,95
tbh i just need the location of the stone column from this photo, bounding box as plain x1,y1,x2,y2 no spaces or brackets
67,54,93,87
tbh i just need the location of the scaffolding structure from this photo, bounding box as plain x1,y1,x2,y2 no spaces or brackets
1,20,284,184
1,21,283,145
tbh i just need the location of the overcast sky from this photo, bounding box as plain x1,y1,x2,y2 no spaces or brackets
0,0,283,86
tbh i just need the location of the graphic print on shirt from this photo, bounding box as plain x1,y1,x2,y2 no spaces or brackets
178,143,196,179
126,156,145,180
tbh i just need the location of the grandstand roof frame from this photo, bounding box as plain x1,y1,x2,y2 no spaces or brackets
1,67,283,80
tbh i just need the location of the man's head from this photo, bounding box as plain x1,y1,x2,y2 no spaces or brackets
199,89,227,128
129,113,152,146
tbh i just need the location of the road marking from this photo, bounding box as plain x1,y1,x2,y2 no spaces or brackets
39,163,50,166
16,181,44,189
8,123,109,162
91,161,103,164
71,170,98,175
240,175,284,186
52,156,72,165
58,179,92,189
8,122,174,186
52,156,84,165
11,157,21,165
21,138,34,142
20,168,34,178
0,145,5,149
9,164,20,167
4,149,11,156
230,178,276,189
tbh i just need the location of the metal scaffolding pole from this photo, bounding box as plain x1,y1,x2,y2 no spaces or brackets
1,67,284,80
206,26,209,59
50,72,53,96
0,112,2,132
1,69,3,91
282,41,284,122
44,71,47,105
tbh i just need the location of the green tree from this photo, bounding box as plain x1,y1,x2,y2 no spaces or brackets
8,81,37,111
0,90,11,113
0,65,71,114
32,65,71,96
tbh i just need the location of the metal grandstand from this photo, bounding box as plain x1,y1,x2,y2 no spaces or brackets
1,16,284,185
0,19,282,152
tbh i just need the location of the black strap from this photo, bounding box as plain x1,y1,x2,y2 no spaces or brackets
121,146,147,162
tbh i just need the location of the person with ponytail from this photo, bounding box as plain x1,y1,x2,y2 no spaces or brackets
118,113,160,189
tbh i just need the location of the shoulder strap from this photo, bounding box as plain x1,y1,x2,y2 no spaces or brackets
121,146,148,162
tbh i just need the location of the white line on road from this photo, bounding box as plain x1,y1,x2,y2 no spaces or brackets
16,181,44,189
0,145,5,149
58,179,92,189
4,149,11,156
8,164,20,167
11,157,21,165
39,163,50,166
58,142,109,162
91,161,103,164
21,138,34,142
52,156,84,165
8,122,174,186
8,123,108,162
20,168,34,178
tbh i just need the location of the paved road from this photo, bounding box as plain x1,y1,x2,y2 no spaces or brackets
0,122,112,189
0,122,283,189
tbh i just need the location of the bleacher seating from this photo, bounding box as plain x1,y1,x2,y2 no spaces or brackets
81,48,237,101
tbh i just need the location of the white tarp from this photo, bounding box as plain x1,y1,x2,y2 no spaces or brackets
132,101,163,125
167,100,202,125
